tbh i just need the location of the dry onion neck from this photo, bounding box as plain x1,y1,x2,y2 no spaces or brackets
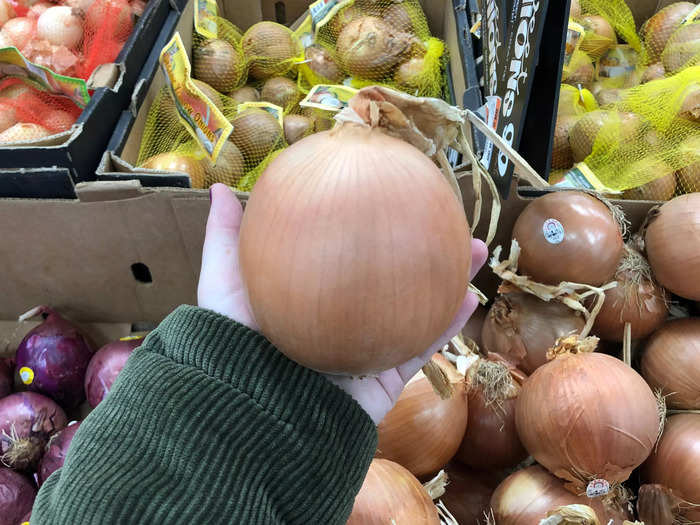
539,504,600,525
546,335,600,361
423,470,448,500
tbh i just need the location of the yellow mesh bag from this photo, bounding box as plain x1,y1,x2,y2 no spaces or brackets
579,0,641,54
641,2,697,65
558,84,599,116
563,49,596,85
192,19,248,94
569,66,700,198
661,20,700,75
241,21,305,81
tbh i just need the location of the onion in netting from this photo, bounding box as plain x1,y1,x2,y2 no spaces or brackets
516,349,660,490
441,462,505,525
662,21,700,74
564,61,595,86
641,413,700,523
569,110,643,162
0,358,13,398
229,108,282,168
347,459,439,525
43,109,76,133
241,21,298,80
621,169,676,201
640,62,666,83
202,141,245,186
645,193,700,300
383,3,415,34
337,17,411,80
580,15,617,57
677,134,700,191
84,338,141,408
327,4,362,36
0,122,51,142
36,6,83,49
37,420,80,485
569,0,581,18
592,247,668,341
304,45,344,83
15,306,94,409
239,124,471,374
228,85,259,104
395,57,425,91
511,191,624,286
491,465,630,525
0,392,67,471
260,76,301,111
641,318,700,410
679,80,700,123
140,152,206,189
130,0,145,17
0,466,36,524
550,113,579,170
595,88,624,106
1,17,34,50
0,0,15,25
642,2,696,61
376,354,467,477
193,39,245,93
282,114,314,145
85,0,132,40
192,79,222,109
0,103,16,134
455,359,527,470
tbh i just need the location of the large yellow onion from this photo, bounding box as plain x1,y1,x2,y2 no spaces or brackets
239,124,471,374
512,191,624,286
481,291,585,374
645,193,700,300
515,351,660,489
641,318,700,410
347,458,439,525
641,414,700,524
376,354,467,477
491,465,630,525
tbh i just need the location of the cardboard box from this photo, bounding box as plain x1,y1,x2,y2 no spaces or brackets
0,0,180,199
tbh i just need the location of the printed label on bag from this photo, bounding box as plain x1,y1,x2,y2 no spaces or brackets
563,21,585,69
681,4,700,25
194,0,218,39
0,47,90,108
597,45,638,80
586,479,610,498
236,101,285,128
294,15,315,48
555,163,620,194
542,219,565,244
159,33,232,162
300,84,357,112
309,0,353,34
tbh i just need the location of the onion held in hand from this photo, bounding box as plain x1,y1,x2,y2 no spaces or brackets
15,306,94,409
641,318,700,410
84,338,141,408
239,124,471,375
645,193,700,300
376,354,467,477
516,349,660,489
38,421,80,485
482,291,585,374
0,467,36,524
641,413,700,523
347,459,438,525
511,191,624,286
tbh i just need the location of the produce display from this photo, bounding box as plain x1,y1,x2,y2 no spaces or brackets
551,0,700,199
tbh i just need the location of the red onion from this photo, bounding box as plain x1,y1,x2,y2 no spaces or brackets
441,462,505,525
0,392,67,471
0,357,13,398
15,306,94,409
84,338,141,408
0,466,36,524
38,420,81,486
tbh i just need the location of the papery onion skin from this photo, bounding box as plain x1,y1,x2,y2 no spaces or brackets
645,193,700,300
0,466,36,525
482,291,585,374
84,338,140,408
491,465,629,525
376,354,467,477
441,462,505,525
347,458,439,525
38,421,81,486
461,304,487,347
515,352,659,489
641,318,700,410
239,124,471,375
511,191,624,286
642,414,700,523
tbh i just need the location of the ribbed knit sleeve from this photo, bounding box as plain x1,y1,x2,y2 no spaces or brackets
32,305,377,524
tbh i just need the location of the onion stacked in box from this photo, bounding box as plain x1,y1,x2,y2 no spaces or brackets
0,306,143,522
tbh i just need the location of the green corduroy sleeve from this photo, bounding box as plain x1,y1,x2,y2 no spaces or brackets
32,305,377,524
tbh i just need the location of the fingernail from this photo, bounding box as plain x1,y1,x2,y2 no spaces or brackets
209,188,213,203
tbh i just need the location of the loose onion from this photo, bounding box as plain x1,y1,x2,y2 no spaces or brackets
0,467,36,524
0,0,15,25
0,122,51,142
38,421,81,485
260,76,301,111
441,462,505,525
516,349,660,489
511,191,624,286
491,465,629,525
140,152,206,189
37,6,83,49
1,17,35,50
481,291,585,374
347,459,439,525
641,414,700,523
202,141,245,186
454,360,527,470
229,108,283,168
641,318,700,410
376,354,467,477
592,247,668,341
645,193,700,300
239,124,471,374
228,86,259,104
84,338,141,408
241,22,298,80
193,39,245,93
642,2,696,61
282,114,314,145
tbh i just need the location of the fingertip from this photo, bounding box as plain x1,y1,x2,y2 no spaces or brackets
208,184,243,230
470,238,489,280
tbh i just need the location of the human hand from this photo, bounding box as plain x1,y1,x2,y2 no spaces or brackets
198,183,488,424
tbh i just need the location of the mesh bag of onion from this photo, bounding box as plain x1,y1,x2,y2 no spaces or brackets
300,0,446,98
0,78,81,142
0,0,136,80
137,86,287,190
191,18,247,94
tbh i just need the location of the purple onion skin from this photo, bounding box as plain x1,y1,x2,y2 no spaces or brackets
0,392,68,472
84,339,140,408
38,421,81,486
0,358,13,398
15,307,94,409
0,466,36,525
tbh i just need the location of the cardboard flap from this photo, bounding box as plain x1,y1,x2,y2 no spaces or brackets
87,63,124,91
0,127,76,148
76,180,149,202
